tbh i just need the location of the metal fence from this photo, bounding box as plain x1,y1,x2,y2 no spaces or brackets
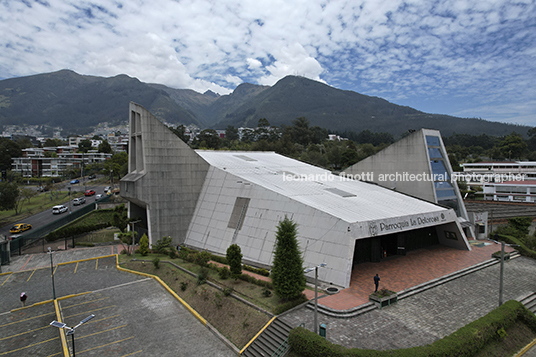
9,195,111,256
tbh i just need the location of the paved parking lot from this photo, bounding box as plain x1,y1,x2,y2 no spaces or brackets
0,255,236,356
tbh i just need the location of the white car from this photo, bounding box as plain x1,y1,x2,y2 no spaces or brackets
96,194,103,199
73,197,86,205
52,205,68,214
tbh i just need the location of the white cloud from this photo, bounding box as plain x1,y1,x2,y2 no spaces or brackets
0,0,535,125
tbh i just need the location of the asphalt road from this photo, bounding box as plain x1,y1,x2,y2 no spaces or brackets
0,181,112,239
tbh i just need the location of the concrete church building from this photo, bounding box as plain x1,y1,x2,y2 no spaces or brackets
343,128,475,238
120,103,470,288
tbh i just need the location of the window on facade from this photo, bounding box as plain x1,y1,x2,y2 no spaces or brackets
228,197,250,230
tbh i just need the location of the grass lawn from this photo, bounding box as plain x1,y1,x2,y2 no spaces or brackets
75,227,122,244
122,259,272,349
0,190,84,226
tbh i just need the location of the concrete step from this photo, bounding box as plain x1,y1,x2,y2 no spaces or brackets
306,300,377,318
517,292,536,314
397,258,499,300
241,318,293,357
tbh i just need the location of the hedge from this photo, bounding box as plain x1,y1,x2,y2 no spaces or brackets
496,233,536,260
288,300,536,357
45,222,110,242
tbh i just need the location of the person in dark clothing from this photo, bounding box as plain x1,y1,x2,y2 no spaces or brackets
20,292,27,307
373,274,380,292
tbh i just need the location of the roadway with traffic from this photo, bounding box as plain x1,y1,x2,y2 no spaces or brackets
0,178,114,240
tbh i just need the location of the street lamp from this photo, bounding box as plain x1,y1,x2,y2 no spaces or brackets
50,314,94,357
48,247,56,300
304,263,327,334
129,220,141,259
68,186,72,214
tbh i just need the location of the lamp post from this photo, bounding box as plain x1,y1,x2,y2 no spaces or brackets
48,247,56,300
304,263,327,334
50,314,95,357
68,186,72,214
129,220,141,258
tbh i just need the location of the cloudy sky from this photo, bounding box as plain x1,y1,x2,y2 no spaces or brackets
1,0,535,126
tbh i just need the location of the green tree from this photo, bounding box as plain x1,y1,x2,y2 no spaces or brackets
499,132,528,160
0,182,20,213
226,244,243,280
78,139,92,153
98,140,113,154
112,204,129,233
195,129,221,149
271,216,306,301
139,234,149,256
225,125,240,142
170,125,190,143
0,138,22,171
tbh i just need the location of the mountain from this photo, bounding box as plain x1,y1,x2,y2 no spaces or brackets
213,76,528,137
0,70,529,137
0,70,203,132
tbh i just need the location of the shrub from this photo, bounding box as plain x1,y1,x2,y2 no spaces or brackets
197,267,208,285
244,264,270,277
226,244,243,280
262,288,272,297
180,282,188,291
168,249,178,259
274,294,308,315
152,257,160,269
194,251,211,267
210,254,228,265
218,266,231,280
153,236,174,254
139,234,149,256
223,287,234,296
214,292,223,309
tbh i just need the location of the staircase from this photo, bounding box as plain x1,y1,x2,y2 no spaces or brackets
517,292,536,314
241,318,294,357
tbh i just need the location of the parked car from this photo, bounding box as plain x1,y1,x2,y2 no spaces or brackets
96,194,103,199
104,186,111,193
52,205,68,214
88,174,97,179
73,197,86,205
84,189,96,196
10,223,32,234
70,179,80,184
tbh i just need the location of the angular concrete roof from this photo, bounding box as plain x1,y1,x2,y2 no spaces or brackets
196,150,448,224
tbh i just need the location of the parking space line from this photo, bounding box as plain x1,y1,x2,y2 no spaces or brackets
19,254,33,271
53,265,58,276
95,259,98,270
0,324,49,342
1,273,12,286
0,336,58,356
26,269,37,282
76,336,135,354
74,262,79,274
121,350,143,356
78,324,127,340
64,305,115,319
0,311,55,328
61,297,110,310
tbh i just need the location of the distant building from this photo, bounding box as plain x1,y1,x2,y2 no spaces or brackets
461,161,536,188
483,180,536,203
120,103,469,288
11,147,111,178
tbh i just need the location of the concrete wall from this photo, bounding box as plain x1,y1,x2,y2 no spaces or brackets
120,102,210,245
184,165,355,288
343,130,436,202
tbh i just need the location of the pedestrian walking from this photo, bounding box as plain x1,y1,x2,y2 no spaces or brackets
373,274,380,292
20,292,27,307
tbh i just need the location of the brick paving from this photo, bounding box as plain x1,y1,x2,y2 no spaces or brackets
281,248,536,351
311,241,516,310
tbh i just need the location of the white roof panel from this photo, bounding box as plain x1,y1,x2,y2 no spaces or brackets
196,150,447,223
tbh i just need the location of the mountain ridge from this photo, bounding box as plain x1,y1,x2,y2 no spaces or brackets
0,70,529,137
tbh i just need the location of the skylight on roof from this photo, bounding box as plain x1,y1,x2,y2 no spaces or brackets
234,155,257,162
324,187,356,197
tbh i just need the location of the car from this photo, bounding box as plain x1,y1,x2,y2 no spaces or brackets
104,186,111,193
10,223,32,234
52,205,68,214
73,197,86,205
96,194,103,199
70,179,80,184
88,174,97,179
85,189,96,196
